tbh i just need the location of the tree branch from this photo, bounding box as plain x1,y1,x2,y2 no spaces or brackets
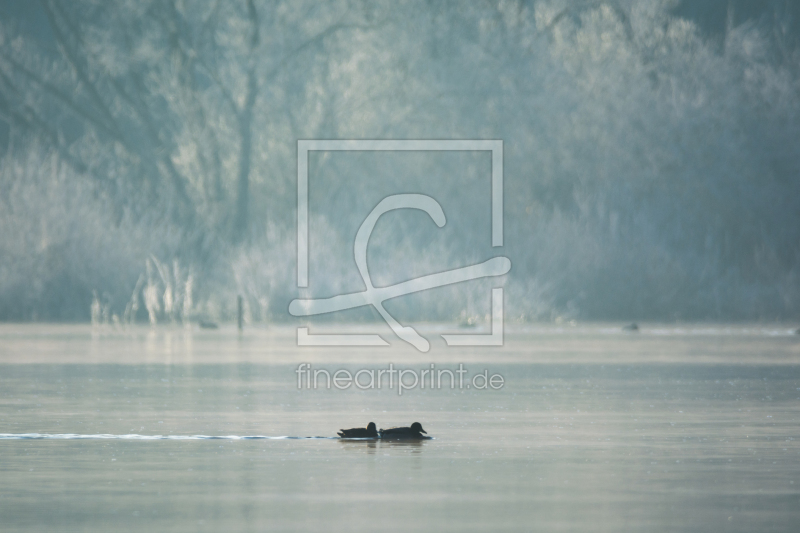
40,0,122,138
0,51,122,143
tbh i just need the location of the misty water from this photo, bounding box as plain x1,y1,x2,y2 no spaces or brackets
1,324,799,532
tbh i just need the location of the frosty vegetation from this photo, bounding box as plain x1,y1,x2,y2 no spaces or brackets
0,0,798,323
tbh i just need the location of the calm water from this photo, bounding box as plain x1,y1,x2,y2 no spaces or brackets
1,324,799,532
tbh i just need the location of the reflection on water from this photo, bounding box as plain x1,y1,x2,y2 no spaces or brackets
338,439,428,456
0,324,799,532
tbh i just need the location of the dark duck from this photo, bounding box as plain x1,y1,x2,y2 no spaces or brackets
337,422,378,439
379,422,430,439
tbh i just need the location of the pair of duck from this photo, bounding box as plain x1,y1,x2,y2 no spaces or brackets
337,422,430,439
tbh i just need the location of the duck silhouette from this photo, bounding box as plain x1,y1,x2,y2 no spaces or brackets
337,422,378,439
379,422,430,439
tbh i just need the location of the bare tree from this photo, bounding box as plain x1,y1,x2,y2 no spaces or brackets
0,0,386,243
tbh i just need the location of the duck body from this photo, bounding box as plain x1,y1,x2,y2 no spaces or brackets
337,422,378,439
379,422,431,439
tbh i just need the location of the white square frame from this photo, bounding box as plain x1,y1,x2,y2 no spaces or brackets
296,139,504,347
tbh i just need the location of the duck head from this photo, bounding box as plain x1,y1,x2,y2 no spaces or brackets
410,422,426,434
366,422,377,431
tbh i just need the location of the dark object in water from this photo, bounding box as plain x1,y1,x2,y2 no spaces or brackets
622,323,639,332
338,422,378,439
198,320,219,329
380,422,431,439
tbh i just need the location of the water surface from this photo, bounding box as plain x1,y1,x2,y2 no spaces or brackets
1,324,799,532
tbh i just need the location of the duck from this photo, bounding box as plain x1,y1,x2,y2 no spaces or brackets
337,422,378,439
379,422,430,439
622,323,639,332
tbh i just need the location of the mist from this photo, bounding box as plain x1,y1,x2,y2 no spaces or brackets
1,0,798,323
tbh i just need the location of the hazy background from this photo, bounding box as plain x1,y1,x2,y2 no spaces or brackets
1,0,798,324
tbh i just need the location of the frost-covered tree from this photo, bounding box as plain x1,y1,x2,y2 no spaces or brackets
0,0,394,243
1,0,799,321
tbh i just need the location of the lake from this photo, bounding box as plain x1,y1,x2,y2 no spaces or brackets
1,323,799,532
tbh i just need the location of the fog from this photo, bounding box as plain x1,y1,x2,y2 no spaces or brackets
1,0,798,323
